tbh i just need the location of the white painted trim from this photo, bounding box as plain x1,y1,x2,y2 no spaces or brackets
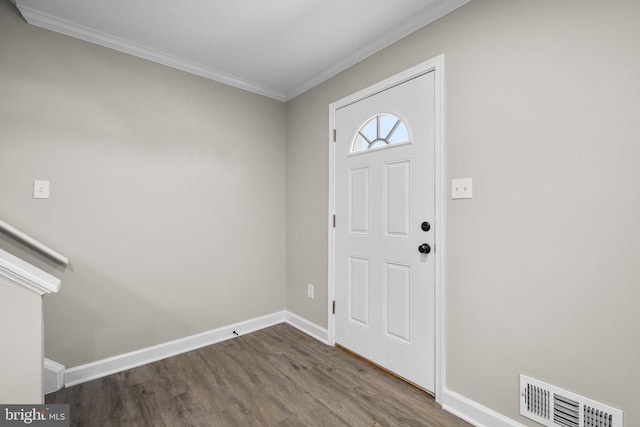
327,106,337,346
15,1,469,102
441,388,527,427
64,311,286,387
15,6,287,102
0,248,60,295
0,219,68,266
327,56,446,399
57,307,527,427
285,0,470,100
432,53,446,404
285,311,329,344
44,358,65,395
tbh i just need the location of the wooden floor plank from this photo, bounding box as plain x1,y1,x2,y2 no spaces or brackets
47,323,471,427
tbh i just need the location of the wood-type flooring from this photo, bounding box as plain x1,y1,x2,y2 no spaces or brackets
46,323,471,426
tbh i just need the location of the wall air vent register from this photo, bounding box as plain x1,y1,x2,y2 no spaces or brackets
520,375,623,427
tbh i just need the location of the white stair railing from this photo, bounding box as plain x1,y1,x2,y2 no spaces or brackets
0,218,68,266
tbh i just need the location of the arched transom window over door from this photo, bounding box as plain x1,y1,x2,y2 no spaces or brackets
351,113,410,153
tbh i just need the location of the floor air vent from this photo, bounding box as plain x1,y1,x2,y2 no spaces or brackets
520,375,623,427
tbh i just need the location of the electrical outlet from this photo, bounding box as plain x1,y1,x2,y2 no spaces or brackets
307,284,314,299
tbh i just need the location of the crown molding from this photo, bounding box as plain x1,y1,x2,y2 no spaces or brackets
16,5,287,102
16,0,469,102
284,0,471,101
0,248,61,295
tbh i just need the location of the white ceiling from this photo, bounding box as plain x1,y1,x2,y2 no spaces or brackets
14,0,469,101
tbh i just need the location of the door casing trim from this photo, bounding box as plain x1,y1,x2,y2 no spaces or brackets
328,54,446,402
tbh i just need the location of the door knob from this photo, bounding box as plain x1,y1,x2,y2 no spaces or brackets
418,243,431,254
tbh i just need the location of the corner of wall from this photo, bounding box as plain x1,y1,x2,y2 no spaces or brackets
44,358,65,394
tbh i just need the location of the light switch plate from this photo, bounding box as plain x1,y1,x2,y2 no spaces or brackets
307,284,314,299
452,178,472,199
33,180,50,199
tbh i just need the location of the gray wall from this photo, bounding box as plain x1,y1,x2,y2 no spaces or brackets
0,0,286,368
286,0,640,424
0,276,43,403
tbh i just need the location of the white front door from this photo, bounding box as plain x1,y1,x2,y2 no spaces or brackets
334,70,436,392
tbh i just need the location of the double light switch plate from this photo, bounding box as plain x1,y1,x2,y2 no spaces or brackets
452,178,472,199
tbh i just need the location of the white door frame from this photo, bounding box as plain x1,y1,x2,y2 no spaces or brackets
328,55,446,402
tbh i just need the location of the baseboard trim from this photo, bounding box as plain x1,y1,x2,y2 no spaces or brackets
64,311,287,387
441,388,526,427
285,311,329,344
60,312,525,427
44,358,65,394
